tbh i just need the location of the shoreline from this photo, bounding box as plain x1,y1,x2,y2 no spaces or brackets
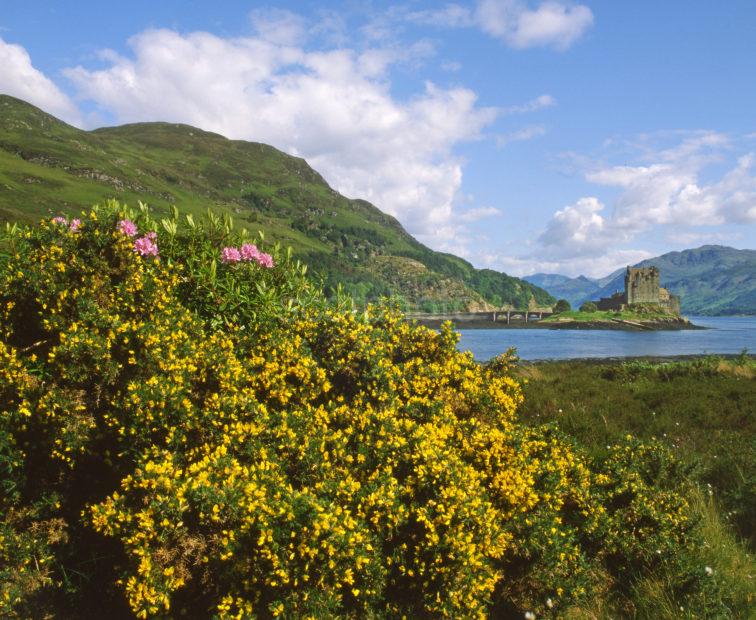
513,352,754,365
410,317,704,331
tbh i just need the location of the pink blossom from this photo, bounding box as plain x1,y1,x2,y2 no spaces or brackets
118,219,138,237
69,219,82,232
220,247,242,263
51,216,67,226
133,234,159,257
240,243,260,261
256,252,274,268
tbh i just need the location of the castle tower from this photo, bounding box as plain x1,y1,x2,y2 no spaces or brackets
625,267,660,304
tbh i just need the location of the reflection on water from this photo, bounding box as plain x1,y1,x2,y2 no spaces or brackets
457,316,756,361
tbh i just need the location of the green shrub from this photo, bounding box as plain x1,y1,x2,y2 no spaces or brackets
0,202,713,618
579,301,598,312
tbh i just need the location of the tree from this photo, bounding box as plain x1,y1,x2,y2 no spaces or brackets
554,299,571,313
580,301,598,312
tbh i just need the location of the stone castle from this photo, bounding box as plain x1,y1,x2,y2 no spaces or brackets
595,267,680,314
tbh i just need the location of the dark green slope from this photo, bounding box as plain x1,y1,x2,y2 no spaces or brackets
0,94,553,310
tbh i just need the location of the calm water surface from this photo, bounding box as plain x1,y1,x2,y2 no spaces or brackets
457,316,756,361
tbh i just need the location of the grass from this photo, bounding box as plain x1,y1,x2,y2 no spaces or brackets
516,355,756,617
541,308,680,323
516,355,755,546
627,488,755,619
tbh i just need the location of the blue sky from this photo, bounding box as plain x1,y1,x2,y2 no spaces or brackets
1,1,755,276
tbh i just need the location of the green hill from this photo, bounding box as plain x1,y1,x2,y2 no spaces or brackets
0,94,553,311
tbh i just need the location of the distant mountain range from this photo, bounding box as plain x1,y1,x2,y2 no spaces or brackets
0,95,554,312
524,246,756,315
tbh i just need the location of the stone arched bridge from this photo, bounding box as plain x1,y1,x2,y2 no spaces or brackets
406,306,554,325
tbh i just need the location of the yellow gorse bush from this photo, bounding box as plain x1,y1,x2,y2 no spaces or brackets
0,203,694,618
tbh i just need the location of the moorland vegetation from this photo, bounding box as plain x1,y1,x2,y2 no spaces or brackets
0,202,752,618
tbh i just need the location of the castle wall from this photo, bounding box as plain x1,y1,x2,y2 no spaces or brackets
596,292,626,311
589,267,681,315
625,267,660,304
660,289,681,315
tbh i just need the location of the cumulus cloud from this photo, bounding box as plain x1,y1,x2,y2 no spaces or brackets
587,133,756,227
478,247,654,278
63,28,498,243
474,0,594,50
470,196,650,278
493,131,756,277
537,196,629,258
460,206,502,222
0,37,81,125
406,1,592,49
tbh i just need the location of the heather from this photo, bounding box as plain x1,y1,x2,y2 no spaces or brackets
0,202,751,618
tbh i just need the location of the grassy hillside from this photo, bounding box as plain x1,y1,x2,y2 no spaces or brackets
0,94,554,311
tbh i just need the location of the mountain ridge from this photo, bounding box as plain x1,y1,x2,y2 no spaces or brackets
524,245,756,315
0,94,554,311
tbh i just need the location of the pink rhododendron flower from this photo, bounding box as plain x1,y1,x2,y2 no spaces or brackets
51,216,67,225
256,252,274,268
118,219,138,236
240,243,260,261
69,219,82,232
220,247,242,263
133,234,159,257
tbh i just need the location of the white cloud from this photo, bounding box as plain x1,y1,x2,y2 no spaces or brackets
0,37,81,125
587,134,756,227
471,196,647,278
480,247,653,278
441,60,463,72
500,131,756,277
407,4,474,28
666,230,742,246
250,8,308,46
538,196,629,257
249,8,308,47
405,1,592,50
501,93,556,115
474,0,594,50
64,28,497,243
460,206,501,222
496,124,546,147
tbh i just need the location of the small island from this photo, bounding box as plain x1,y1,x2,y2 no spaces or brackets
410,267,702,330
543,267,698,330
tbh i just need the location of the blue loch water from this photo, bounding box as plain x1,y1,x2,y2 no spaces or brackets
457,316,756,361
